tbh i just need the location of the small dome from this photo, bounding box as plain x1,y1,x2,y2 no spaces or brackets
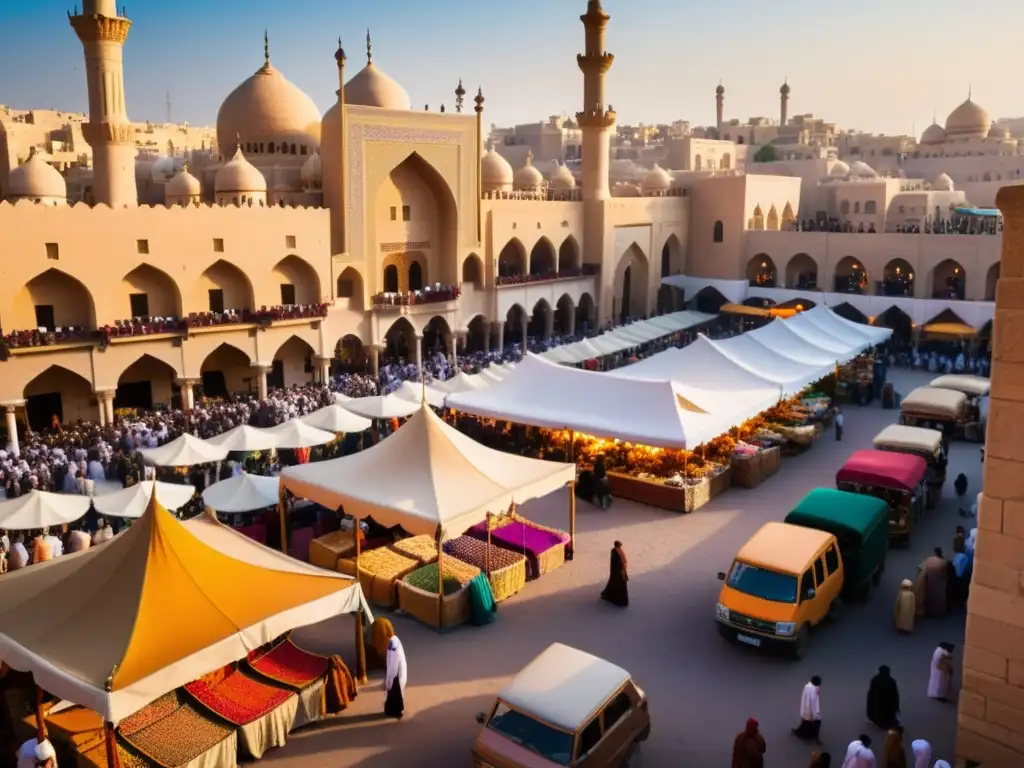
988,123,1008,139
345,62,411,111
8,149,67,201
945,98,989,139
780,80,791,95
550,162,576,190
716,83,725,96
300,150,322,188
513,151,544,190
642,164,672,191
215,146,267,194
921,122,947,145
848,160,878,178
482,148,514,192
610,158,639,182
165,166,201,199
829,160,850,177
151,155,184,181
932,172,955,192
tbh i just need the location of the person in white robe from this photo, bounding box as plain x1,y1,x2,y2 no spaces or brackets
42,527,63,558
910,739,931,768
792,675,822,743
92,517,114,546
933,761,951,768
17,737,56,768
842,734,876,768
927,642,955,702
384,634,408,720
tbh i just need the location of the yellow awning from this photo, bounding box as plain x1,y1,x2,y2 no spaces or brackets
720,303,772,317
923,321,977,338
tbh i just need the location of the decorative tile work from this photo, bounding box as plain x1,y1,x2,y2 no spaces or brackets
380,241,430,253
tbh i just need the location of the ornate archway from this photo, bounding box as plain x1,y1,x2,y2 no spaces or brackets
336,267,365,310
497,239,527,279
199,342,253,399
462,253,484,289
745,254,776,287
931,258,966,300
23,365,95,429
784,253,817,290
505,304,528,346
835,257,868,294
334,334,365,371
529,238,556,277
116,354,180,412
384,317,417,362
575,293,595,333
14,268,97,332
120,264,182,319
530,298,553,340
881,258,914,297
559,236,581,272
197,260,254,313
270,335,316,389
614,243,650,323
555,294,575,336
272,255,321,306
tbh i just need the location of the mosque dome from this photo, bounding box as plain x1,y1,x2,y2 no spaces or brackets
151,155,185,182
166,166,201,198
610,158,640,183
988,123,1008,140
216,56,321,156
920,122,947,145
513,152,544,190
829,160,850,177
8,149,67,202
932,172,955,192
345,62,411,111
215,146,267,194
641,164,672,192
945,98,989,139
716,83,725,96
482,147,514,192
300,150,322,188
550,162,577,190
847,160,878,178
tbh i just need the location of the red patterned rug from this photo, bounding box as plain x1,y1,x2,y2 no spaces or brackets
250,640,329,690
185,671,293,726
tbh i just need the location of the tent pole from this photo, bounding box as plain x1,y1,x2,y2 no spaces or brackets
104,721,121,768
568,481,576,561
353,526,367,684
435,525,444,631
567,429,574,463
277,487,287,554
484,512,491,578
33,683,46,742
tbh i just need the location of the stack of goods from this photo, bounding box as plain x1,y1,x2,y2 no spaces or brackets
443,535,528,601
730,441,782,489
465,517,569,579
396,559,482,628
308,529,358,571
118,691,238,768
79,739,149,768
390,534,439,565
184,667,297,759
801,394,833,423
16,703,147,768
338,547,419,607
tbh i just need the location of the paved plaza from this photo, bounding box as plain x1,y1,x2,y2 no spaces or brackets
268,369,972,766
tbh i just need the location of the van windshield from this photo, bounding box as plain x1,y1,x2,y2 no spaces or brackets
728,561,798,603
487,702,574,766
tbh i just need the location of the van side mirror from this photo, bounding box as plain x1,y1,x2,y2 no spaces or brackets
716,572,726,581
476,711,486,724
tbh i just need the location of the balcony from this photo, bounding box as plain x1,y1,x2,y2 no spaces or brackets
371,285,461,314
497,265,597,288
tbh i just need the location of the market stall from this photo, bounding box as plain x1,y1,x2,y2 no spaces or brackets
433,372,490,394
140,434,229,466
393,380,448,409
280,403,574,629
442,535,527,602
200,473,281,549
261,419,336,450
298,403,372,434
0,489,92,530
205,424,279,452
715,332,833,396
342,392,421,420
783,312,867,357
92,481,197,518
800,305,891,347
746,318,849,366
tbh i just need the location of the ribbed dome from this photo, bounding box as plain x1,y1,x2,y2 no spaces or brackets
215,147,267,194
300,150,322,188
848,160,878,178
550,162,576,190
642,164,672,190
344,62,411,110
932,172,954,192
8,149,67,201
482,148,513,192
513,152,543,190
216,60,321,155
945,98,989,139
166,166,201,199
829,160,850,177
920,122,947,145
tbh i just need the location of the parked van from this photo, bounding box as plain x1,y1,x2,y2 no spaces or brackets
873,424,947,508
472,643,650,767
899,387,966,448
716,521,843,658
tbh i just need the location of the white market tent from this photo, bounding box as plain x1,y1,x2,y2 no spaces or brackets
204,424,279,452
343,393,421,420
801,305,890,347
433,372,489,394
261,419,337,449
300,404,373,433
393,380,448,409
333,392,353,403
448,354,736,449
477,367,511,385
746,319,847,366
714,332,834,396
540,311,716,364
0,491,92,530
783,312,865,357
280,403,575,539
140,433,229,466
202,473,280,513
92,481,196,518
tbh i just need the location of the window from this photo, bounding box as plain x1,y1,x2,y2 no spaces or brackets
35,305,55,330
579,718,602,757
727,561,797,604
814,557,825,586
390,206,397,221
285,235,297,249
337,279,354,298
854,202,861,214
602,691,631,731
208,289,225,313
280,283,296,306
800,569,815,602
840,200,850,215
824,545,840,576
713,220,724,243
129,293,149,318
865,201,877,214
402,205,411,221
268,143,275,154
213,238,224,252
45,243,59,260
136,239,149,254
486,703,573,766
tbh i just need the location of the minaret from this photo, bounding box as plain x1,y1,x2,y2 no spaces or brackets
334,37,349,256
69,1,137,208
780,77,790,126
716,81,725,138
576,0,615,201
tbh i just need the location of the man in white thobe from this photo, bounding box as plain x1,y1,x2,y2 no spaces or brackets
842,734,876,768
42,527,63,558
927,642,955,702
17,737,57,768
792,674,822,743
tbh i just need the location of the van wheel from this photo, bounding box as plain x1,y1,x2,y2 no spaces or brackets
793,626,811,659
621,740,640,767
827,597,843,622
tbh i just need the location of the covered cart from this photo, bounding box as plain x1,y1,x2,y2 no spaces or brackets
836,450,927,544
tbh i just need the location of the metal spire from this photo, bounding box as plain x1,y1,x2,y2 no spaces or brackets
366,29,372,65
264,29,270,66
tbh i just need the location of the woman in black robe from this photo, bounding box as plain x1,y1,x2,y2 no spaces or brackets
866,665,900,729
601,541,629,607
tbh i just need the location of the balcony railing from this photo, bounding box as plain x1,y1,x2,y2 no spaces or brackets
372,285,460,309
496,265,597,287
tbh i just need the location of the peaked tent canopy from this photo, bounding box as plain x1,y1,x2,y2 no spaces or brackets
746,318,847,366
299,404,372,433
393,380,448,409
204,424,279,452
802,305,891,346
714,332,833,396
261,419,337,449
0,494,366,722
140,434,229,467
433,372,489,394
280,403,574,539
783,312,864,356
202,473,280,513
0,491,92,531
343,393,421,420
92,482,197,519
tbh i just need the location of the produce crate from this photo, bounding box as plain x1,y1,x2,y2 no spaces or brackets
607,471,710,513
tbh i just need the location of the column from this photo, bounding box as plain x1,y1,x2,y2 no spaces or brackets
96,393,107,427
413,334,424,377
520,315,529,354
482,324,491,354
177,379,197,412
495,321,505,356
955,183,1024,767
103,392,115,425
318,356,332,384
369,345,381,376
254,364,270,401
4,405,19,456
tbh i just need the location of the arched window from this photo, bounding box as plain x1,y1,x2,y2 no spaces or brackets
713,220,724,243
268,144,275,155
854,201,861,214
290,143,297,154
383,265,399,293
840,200,850,215
408,261,424,291
864,201,877,214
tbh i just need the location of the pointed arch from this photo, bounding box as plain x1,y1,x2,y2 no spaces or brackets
832,302,869,325
781,202,796,227
876,306,913,343
713,220,724,243
423,315,453,356
196,259,254,313
466,314,490,352
661,233,682,276
785,253,818,290
881,258,914,297
383,316,417,362
462,253,484,289
746,254,776,287
116,353,180,411
120,264,182,319
931,258,966,300
505,303,528,344
14,268,96,331
766,204,780,231
529,237,556,277
986,262,1000,301
575,293,595,333
334,334,365,368
751,205,765,230
200,342,253,399
614,243,651,322
336,266,364,310
555,294,575,336
530,298,553,339
269,334,316,389
559,236,581,272
383,264,399,293
408,260,424,291
498,239,527,278
835,256,869,294
23,364,95,429
272,255,321,306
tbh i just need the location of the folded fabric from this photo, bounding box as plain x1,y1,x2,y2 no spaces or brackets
250,640,328,689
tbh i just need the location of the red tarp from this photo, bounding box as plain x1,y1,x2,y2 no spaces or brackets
836,449,927,492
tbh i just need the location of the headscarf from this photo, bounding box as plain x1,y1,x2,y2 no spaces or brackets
385,635,408,694
744,717,758,736
910,739,931,768
933,762,950,768
900,579,913,590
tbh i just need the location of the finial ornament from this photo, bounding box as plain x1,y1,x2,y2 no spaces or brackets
264,29,270,66
474,86,485,114
366,29,372,64
235,133,242,152
335,36,346,64
455,78,466,113
968,84,972,100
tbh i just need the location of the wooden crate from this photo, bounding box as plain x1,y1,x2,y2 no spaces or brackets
607,471,711,513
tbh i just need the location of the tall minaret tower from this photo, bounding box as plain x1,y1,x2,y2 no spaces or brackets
780,77,790,126
576,0,615,201
716,82,725,138
69,0,137,208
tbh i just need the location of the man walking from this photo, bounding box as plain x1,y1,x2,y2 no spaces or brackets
793,675,823,743
835,407,845,441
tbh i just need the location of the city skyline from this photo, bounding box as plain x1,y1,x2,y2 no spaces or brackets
0,0,1021,138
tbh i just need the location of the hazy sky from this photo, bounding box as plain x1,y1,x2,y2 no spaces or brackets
1,0,1021,137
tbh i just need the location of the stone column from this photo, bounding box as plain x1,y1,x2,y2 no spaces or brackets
520,315,529,354
318,357,332,384
956,183,1024,767
413,334,424,377
177,379,197,412
254,364,270,401
102,392,115,426
4,405,19,456
495,321,505,356
369,345,381,376
482,324,491,354
95,393,107,427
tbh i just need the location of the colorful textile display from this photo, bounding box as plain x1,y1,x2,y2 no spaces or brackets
185,670,294,727
118,693,236,768
443,535,527,601
403,559,481,595
389,534,439,565
465,519,569,579
467,573,498,626
249,639,328,689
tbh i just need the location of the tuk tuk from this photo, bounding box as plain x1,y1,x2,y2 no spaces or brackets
899,387,967,448
930,374,990,442
784,488,889,601
872,424,947,509
836,449,927,545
